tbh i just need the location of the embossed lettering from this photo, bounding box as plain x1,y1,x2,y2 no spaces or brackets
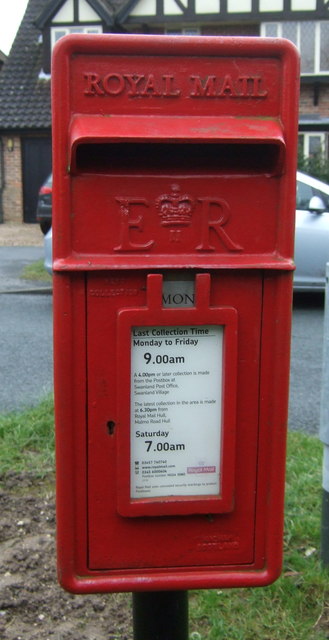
140,74,162,96
123,74,145,96
83,72,268,99
196,534,240,552
251,76,268,97
189,75,217,97
113,193,243,253
114,198,154,251
84,72,105,96
83,72,181,98
217,74,236,97
189,74,268,98
163,75,181,97
103,73,125,95
196,198,243,252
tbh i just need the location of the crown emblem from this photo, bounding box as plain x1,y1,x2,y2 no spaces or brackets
155,184,194,227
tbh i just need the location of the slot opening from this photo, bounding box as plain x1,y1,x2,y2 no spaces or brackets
73,141,283,175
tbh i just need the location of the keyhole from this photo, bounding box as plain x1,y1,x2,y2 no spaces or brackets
107,420,116,435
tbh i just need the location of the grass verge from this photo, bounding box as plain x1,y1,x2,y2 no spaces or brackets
0,395,54,475
190,432,328,639
21,259,52,282
0,398,327,638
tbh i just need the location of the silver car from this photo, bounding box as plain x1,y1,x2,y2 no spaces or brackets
44,226,52,275
45,171,329,291
295,171,329,292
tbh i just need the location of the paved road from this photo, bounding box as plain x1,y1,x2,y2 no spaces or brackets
0,246,53,413
289,293,324,435
0,247,326,435
0,293,53,412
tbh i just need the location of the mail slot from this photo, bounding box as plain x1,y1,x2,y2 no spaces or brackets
52,34,299,593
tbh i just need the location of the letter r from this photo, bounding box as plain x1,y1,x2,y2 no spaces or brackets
196,198,243,252
83,73,105,96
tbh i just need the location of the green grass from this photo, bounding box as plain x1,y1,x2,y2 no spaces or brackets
190,432,328,639
0,398,327,638
21,258,52,282
0,395,54,475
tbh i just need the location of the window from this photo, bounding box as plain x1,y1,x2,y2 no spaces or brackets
261,21,329,74
165,27,201,34
51,25,102,50
298,132,328,159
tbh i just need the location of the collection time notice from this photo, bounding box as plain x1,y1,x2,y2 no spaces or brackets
130,325,223,499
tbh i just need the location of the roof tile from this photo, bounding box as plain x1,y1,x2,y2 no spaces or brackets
0,0,118,131
0,0,52,129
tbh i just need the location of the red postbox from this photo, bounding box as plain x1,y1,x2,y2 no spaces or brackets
52,34,299,593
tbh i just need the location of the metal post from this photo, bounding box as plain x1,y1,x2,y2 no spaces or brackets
320,264,329,567
132,591,189,640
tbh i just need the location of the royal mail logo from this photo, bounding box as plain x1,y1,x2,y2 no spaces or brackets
83,72,268,100
155,184,195,227
114,186,243,253
187,466,216,474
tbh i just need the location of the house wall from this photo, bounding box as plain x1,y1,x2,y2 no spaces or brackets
299,84,329,117
1,136,23,224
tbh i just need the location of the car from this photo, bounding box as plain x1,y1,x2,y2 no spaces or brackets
44,171,329,291
36,174,52,235
44,226,52,275
295,171,329,292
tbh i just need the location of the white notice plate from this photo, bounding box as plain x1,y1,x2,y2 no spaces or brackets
130,325,223,499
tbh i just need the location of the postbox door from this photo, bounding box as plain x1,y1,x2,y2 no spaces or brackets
86,269,263,571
